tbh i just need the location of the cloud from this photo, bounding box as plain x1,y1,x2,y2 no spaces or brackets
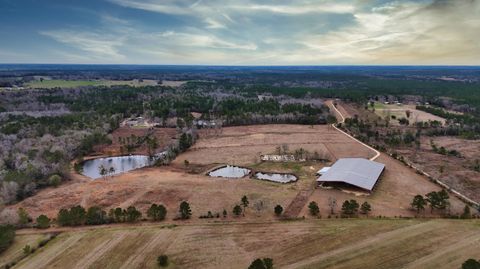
294,0,480,64
109,0,356,15
232,3,355,14
204,18,226,29
40,30,125,60
150,31,257,50
29,0,480,64
109,0,191,15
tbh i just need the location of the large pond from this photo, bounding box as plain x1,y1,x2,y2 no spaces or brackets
82,155,156,179
254,172,298,183
208,165,251,178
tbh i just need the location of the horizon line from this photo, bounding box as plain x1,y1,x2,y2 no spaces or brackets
1,63,480,67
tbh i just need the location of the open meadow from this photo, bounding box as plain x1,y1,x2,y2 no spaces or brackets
373,103,446,125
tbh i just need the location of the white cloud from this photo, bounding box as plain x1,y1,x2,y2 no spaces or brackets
109,0,356,15
40,30,125,60
153,31,257,50
233,3,355,14
35,0,480,64
204,18,226,29
109,0,190,15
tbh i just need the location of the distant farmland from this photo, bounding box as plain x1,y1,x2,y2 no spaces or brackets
25,79,158,89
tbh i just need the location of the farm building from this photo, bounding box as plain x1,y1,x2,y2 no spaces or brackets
317,158,385,193
316,167,331,176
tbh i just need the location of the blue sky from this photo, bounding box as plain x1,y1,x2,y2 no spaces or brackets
0,0,479,65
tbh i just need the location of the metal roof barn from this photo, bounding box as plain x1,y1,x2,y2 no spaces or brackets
316,158,385,192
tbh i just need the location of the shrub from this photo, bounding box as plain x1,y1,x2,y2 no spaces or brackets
274,205,283,216
308,201,320,216
248,258,273,269
48,174,62,187
36,215,51,229
23,244,32,255
157,255,169,267
462,259,480,269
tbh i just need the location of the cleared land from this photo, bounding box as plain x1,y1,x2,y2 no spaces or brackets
174,124,374,166
25,79,158,89
9,124,467,221
398,136,480,203
6,219,480,269
373,103,446,125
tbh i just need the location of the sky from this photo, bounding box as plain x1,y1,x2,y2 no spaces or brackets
0,0,479,65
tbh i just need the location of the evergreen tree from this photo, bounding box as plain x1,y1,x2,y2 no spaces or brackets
341,200,359,216
147,204,167,221
126,206,142,222
241,195,249,216
360,202,372,215
411,195,427,213
57,208,71,226
86,206,108,225
233,205,242,216
69,205,86,226
179,201,192,219
308,201,320,216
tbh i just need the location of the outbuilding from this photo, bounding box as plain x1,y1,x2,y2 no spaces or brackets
317,158,385,193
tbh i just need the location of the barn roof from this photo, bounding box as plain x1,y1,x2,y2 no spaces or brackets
316,158,385,191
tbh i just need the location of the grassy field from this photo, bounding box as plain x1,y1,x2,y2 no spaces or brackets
5,219,480,269
371,102,446,125
25,79,158,89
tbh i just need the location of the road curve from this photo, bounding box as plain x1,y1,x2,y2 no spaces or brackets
326,100,381,161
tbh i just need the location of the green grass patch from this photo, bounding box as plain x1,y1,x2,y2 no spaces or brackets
26,80,103,89
373,102,386,110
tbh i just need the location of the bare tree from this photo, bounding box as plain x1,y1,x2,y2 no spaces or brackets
328,197,337,215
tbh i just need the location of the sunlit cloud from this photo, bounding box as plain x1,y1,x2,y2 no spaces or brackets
1,0,478,64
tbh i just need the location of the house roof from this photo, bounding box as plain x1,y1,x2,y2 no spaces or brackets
316,158,385,191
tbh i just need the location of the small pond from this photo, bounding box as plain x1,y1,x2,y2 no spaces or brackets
208,165,251,178
82,155,156,179
254,172,297,183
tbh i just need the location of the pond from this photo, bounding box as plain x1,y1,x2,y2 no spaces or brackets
254,172,297,183
208,165,251,178
82,155,157,179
